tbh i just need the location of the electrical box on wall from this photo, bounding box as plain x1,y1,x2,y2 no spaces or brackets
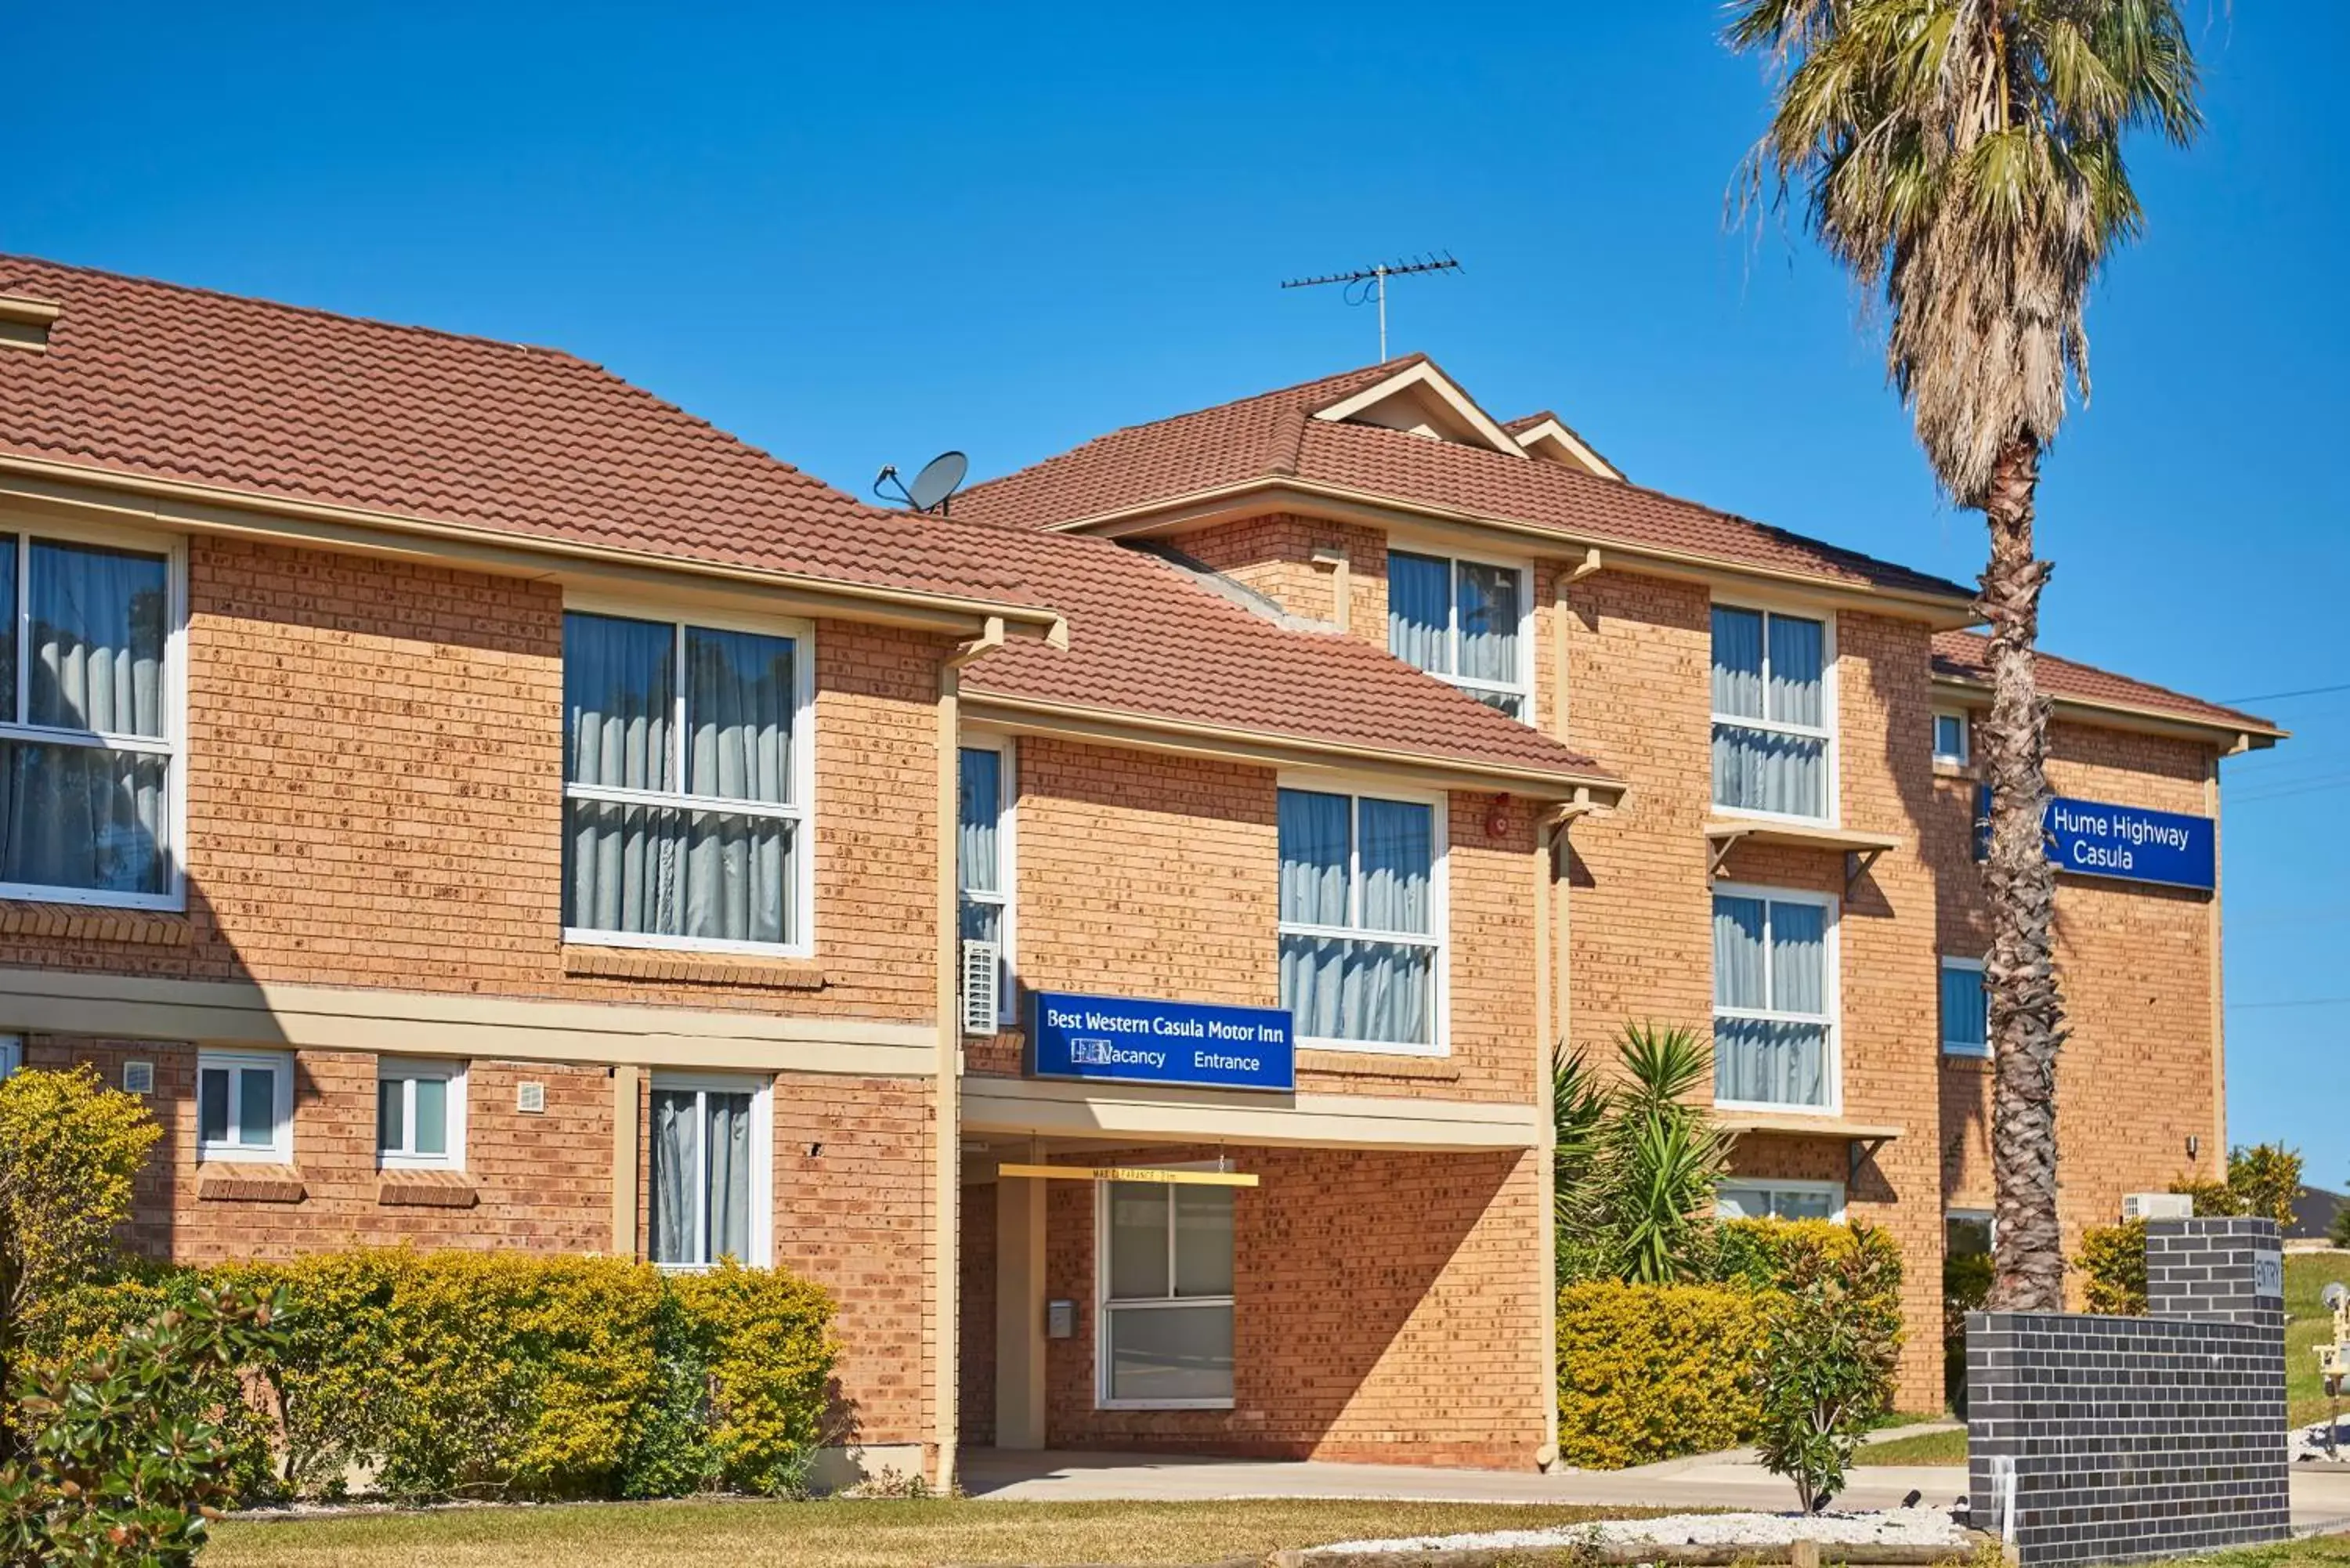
1046,1299,1076,1339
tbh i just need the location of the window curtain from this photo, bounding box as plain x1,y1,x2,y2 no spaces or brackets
1712,894,1828,1107
958,749,1000,895
650,1089,696,1265
1711,607,1764,720
685,628,793,804
704,1090,751,1264
1455,562,1519,687
566,612,673,792
1,542,172,895
1942,964,1989,1051
1278,790,1434,1046
1711,607,1826,817
1766,616,1824,727
1386,553,1451,675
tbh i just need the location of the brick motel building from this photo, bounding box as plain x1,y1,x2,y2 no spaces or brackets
0,257,2283,1485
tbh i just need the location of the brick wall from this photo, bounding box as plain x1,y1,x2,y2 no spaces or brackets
1019,1143,1546,1467
0,535,946,1022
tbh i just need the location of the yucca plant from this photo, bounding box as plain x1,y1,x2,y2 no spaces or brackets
1725,0,2204,1311
1555,1024,1734,1284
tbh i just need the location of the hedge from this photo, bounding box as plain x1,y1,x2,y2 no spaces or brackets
22,1248,837,1503
2075,1219,2149,1315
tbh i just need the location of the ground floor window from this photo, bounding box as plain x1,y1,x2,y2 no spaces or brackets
649,1073,772,1269
377,1058,467,1170
1946,1209,1994,1256
196,1050,293,1163
0,1035,18,1079
1098,1180,1235,1408
1717,1180,1843,1222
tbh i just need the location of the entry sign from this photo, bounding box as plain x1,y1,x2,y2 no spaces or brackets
1028,990,1296,1093
1975,787,2215,891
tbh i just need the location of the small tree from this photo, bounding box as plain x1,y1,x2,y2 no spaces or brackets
0,1067,162,1459
1752,1223,1904,1513
1556,1024,1734,1284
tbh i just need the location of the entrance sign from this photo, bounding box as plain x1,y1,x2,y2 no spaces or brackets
1028,990,1296,1093
996,1163,1260,1187
1976,788,2215,891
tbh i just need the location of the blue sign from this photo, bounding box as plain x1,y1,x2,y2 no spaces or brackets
1029,990,1296,1093
1976,788,2215,891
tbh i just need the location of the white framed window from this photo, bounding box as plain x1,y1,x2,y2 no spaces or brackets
1097,1178,1235,1409
0,1035,20,1079
377,1057,467,1170
1711,603,1835,822
648,1072,772,1270
1719,1179,1846,1222
1940,956,1990,1057
1712,883,1838,1113
1386,550,1534,721
1946,1208,1994,1257
957,741,1014,1024
562,605,814,956
0,524,186,910
196,1050,294,1164
1277,782,1447,1056
1932,710,1972,768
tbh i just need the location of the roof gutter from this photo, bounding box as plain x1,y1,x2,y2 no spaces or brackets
1033,477,1981,627
0,453,1071,645
959,687,1626,804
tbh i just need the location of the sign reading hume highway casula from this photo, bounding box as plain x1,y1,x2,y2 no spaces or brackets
1976,788,2216,892
1027,990,1296,1093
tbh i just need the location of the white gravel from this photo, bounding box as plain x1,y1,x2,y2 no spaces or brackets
1308,1505,1970,1557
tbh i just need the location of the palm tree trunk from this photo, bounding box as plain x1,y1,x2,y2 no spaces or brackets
1979,435,2068,1313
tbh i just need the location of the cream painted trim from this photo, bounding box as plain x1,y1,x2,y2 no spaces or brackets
962,1075,1542,1152
1716,1110,1903,1141
958,688,1624,804
1928,674,2285,750
1511,417,1622,481
1312,363,1526,457
0,295,59,354
0,967,938,1074
1037,479,1979,627
0,456,1068,645
611,1065,641,1256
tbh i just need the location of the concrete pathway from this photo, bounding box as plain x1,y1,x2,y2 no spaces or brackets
960,1447,2350,1534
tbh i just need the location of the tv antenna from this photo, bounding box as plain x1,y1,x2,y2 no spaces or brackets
873,450,969,516
1280,252,1460,362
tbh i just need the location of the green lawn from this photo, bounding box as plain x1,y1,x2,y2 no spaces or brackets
1853,1426,1969,1466
207,1498,1658,1568
2288,1249,2349,1430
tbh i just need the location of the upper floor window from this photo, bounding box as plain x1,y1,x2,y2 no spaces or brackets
0,531,181,909
1386,551,1531,721
958,743,1014,1024
1278,786,1443,1054
1932,710,1972,768
1940,957,1989,1057
562,609,811,955
197,1049,294,1164
1712,885,1836,1111
1711,605,1831,821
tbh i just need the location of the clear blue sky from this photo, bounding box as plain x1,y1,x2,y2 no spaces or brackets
14,5,2344,1178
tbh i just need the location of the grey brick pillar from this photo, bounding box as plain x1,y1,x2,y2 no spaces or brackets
1965,1216,2289,1564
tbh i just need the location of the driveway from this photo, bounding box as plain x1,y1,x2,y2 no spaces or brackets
960,1447,2350,1534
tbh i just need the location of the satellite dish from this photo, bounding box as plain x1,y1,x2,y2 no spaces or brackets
2325,1282,2347,1313
906,450,968,515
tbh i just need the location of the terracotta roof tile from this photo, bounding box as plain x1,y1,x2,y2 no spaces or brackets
0,257,1607,784
1931,630,2282,737
958,356,1969,602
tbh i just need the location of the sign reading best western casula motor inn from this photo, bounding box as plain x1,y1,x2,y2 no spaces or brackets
1977,788,2216,891
1028,990,1296,1093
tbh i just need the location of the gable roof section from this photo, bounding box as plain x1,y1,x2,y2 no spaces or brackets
956,356,1971,604
1502,410,1625,479
0,255,1611,789
1930,630,2283,743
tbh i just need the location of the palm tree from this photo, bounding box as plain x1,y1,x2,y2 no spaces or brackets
1723,1,2203,1311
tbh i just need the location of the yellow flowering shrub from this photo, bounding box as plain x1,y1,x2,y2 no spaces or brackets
1555,1280,1763,1469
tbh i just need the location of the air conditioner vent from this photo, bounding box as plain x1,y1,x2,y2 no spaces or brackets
2122,1191,2193,1222
122,1060,155,1096
961,940,1001,1035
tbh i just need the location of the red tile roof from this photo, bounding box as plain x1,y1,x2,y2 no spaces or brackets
1931,631,2282,738
956,357,1971,602
0,257,1610,786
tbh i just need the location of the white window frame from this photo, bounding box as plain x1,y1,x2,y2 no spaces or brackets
376,1057,468,1171
0,1035,20,1078
1718,1178,1847,1222
194,1049,295,1165
1932,708,1972,768
1094,1172,1237,1411
1711,880,1842,1117
1384,547,1536,724
559,597,816,959
0,518,190,913
1940,956,1990,1058
646,1071,774,1271
958,736,1016,1024
1709,598,1838,826
1275,771,1450,1058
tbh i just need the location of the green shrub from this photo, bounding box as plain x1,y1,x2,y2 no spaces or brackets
1942,1251,1993,1412
2075,1220,2147,1315
1750,1221,1904,1512
1555,1280,1762,1469
667,1262,837,1496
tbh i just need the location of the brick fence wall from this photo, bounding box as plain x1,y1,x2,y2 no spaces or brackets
1965,1217,2289,1566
